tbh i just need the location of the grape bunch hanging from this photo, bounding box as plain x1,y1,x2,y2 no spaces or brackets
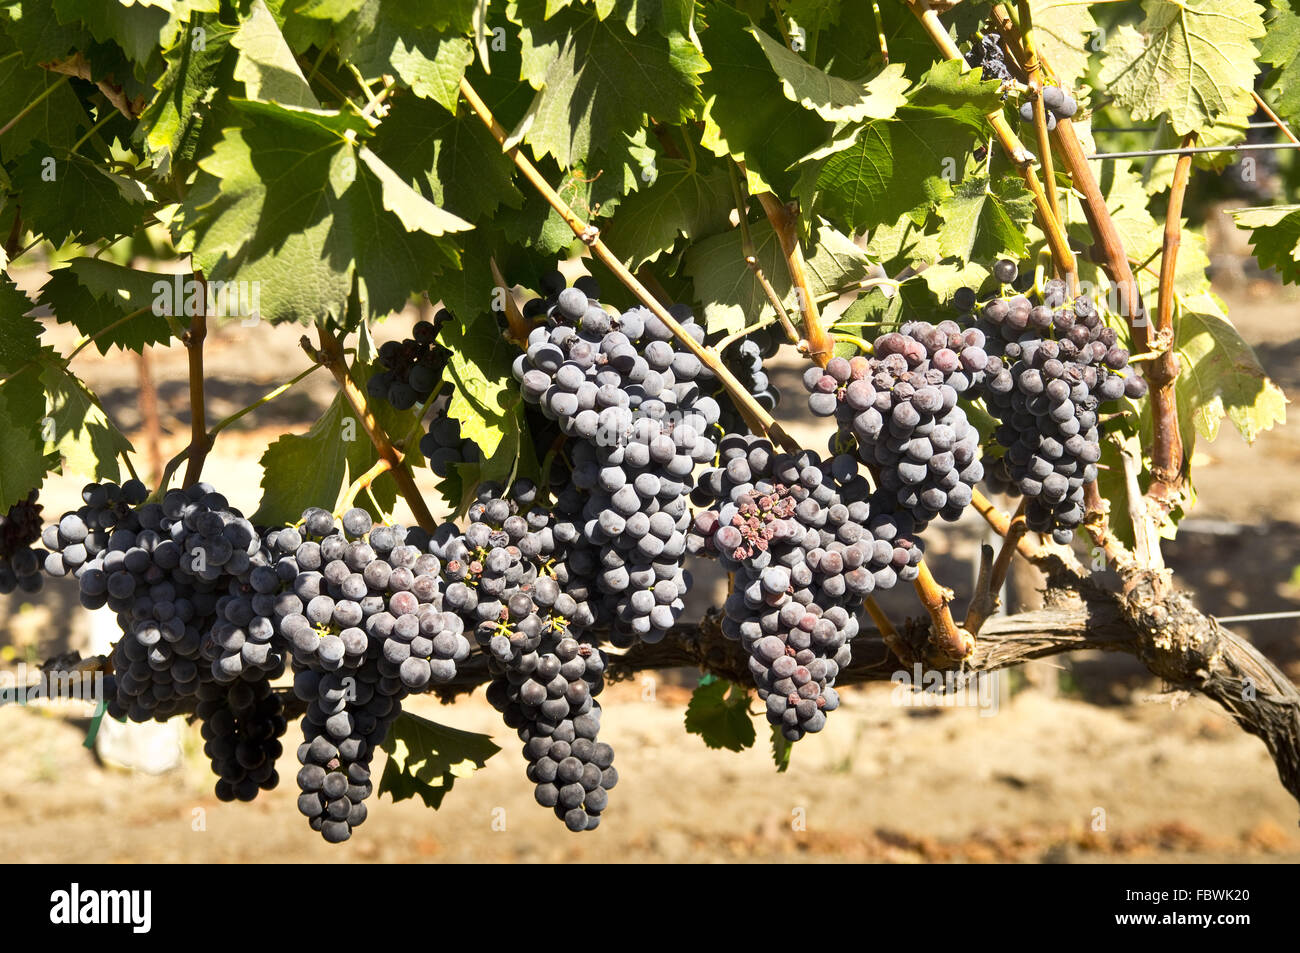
14,258,1145,843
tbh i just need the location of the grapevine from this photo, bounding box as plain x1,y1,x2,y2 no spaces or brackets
0,0,1297,856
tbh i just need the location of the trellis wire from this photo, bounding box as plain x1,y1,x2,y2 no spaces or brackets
1088,142,1300,161
1216,610,1300,625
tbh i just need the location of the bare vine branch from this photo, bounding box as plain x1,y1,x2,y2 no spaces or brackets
303,323,437,531
1148,135,1196,511
180,306,209,489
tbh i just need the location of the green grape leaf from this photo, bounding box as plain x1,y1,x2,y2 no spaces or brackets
512,0,706,183
835,275,944,334
231,0,319,107
936,173,1035,263
1231,204,1300,285
916,257,991,307
1097,0,1265,136
810,59,1000,231
0,36,90,161
749,27,908,122
39,362,133,483
685,218,872,335
779,0,842,42
1138,88,1256,193
1027,0,1100,91
349,4,474,113
379,710,500,810
771,724,791,773
831,286,903,336
139,11,238,177
591,0,696,36
0,0,92,66
37,259,176,354
698,3,832,196
177,100,467,323
9,148,151,246
1176,292,1288,444
684,678,756,752
439,319,519,459
430,228,498,328
0,278,41,372
356,145,476,236
251,391,353,525
802,220,876,300
52,0,180,69
600,158,734,270
490,151,630,255
371,97,520,222
0,382,45,509
1260,1,1300,124
440,402,524,510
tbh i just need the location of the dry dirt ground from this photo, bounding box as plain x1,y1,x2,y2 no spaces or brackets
2,282,1299,864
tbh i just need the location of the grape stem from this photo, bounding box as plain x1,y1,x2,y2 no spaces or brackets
965,499,1028,636
726,159,801,348
180,303,209,489
1016,1,1069,291
1081,480,1134,571
41,55,140,121
831,332,873,354
989,3,1166,571
1148,135,1195,513
750,187,834,362
135,347,164,484
1251,89,1300,147
304,323,437,532
398,379,445,453
335,457,393,517
457,75,796,448
489,257,534,347
715,317,779,356
151,364,323,500
865,598,914,665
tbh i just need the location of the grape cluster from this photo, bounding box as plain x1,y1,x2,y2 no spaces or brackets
1018,86,1078,131
803,322,986,527
366,313,450,411
435,482,617,831
0,489,44,594
514,288,719,645
197,677,286,803
520,270,603,323
419,398,482,478
293,664,392,843
42,480,230,724
967,31,1012,84
246,505,467,843
690,437,921,740
711,325,781,435
487,633,615,832
965,261,1148,542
